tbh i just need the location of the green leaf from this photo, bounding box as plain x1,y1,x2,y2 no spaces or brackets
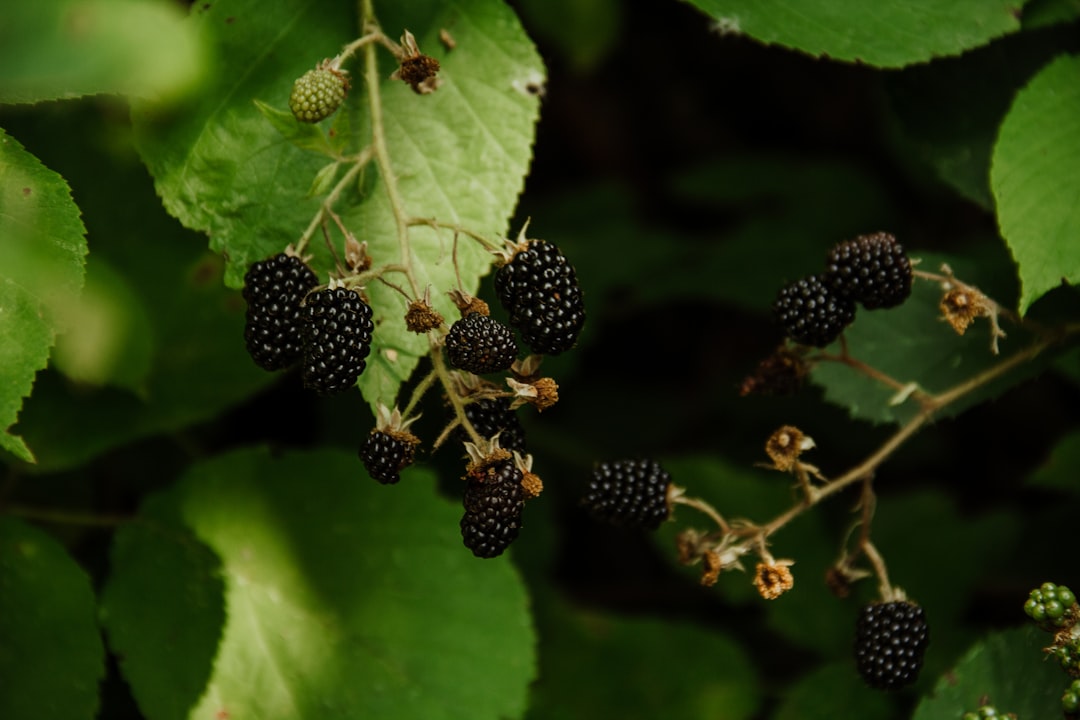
0,517,105,720
679,0,1026,68
528,595,759,720
1026,428,1080,494
772,662,895,720
912,626,1065,719
0,128,88,462
50,254,154,393
810,250,1042,426
515,0,622,72
0,0,208,104
253,99,339,157
992,53,1080,313
110,447,535,720
100,517,226,720
135,0,543,413
1022,0,1080,28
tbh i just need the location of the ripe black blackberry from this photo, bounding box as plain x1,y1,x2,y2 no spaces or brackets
826,232,913,310
360,430,419,485
300,286,374,395
457,397,527,453
854,600,930,690
242,253,318,370
494,238,585,355
460,459,526,558
773,274,856,347
445,312,518,374
582,459,673,531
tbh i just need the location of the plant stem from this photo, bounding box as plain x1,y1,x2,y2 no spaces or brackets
296,150,371,256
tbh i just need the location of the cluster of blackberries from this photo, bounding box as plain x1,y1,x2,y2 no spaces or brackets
773,232,913,347
853,600,930,690
242,253,374,395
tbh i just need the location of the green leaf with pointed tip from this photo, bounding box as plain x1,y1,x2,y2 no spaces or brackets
912,627,1064,720
0,517,105,720
992,53,1080,313
0,0,208,104
253,100,339,157
135,0,543,414
110,447,535,720
679,0,1026,68
0,128,88,462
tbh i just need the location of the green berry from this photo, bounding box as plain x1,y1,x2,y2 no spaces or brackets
289,66,347,123
1064,690,1079,714
1043,581,1059,595
1061,588,1077,606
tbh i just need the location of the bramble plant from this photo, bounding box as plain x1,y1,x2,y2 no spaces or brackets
2,0,1080,719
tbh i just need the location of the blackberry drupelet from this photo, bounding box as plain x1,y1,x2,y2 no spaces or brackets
773,274,856,347
445,312,518,374
457,397,527,453
242,253,319,371
582,459,672,531
854,600,930,690
825,232,913,309
460,459,526,558
494,239,585,355
300,286,374,395
360,430,419,485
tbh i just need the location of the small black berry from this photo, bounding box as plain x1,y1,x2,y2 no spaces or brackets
494,239,585,355
825,232,913,309
854,600,930,690
300,287,374,395
457,397,527,454
582,459,672,531
773,274,856,347
360,430,419,485
460,459,526,558
445,313,518,374
242,253,319,371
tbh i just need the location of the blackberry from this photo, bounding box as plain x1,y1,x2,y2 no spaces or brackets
457,397,527,453
460,459,526,558
242,253,318,371
300,287,374,395
360,430,419,485
854,600,930,690
494,239,585,355
445,313,518,374
289,66,348,123
825,232,913,309
1024,582,1077,630
773,274,856,347
582,459,672,531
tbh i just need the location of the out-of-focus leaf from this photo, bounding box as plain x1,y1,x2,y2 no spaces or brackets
992,54,1080,313
515,0,622,72
772,662,895,720
108,447,536,720
0,128,87,462
0,0,208,104
1022,0,1080,28
679,0,1026,68
1026,429,1080,494
0,517,105,720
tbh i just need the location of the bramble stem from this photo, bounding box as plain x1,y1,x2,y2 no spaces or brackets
408,217,501,252
295,150,371,256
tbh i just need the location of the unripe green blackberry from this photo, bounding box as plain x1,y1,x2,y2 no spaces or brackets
582,459,672,531
289,66,348,123
773,274,856,347
457,397,527,454
1024,582,1077,630
825,232,913,310
360,430,419,485
460,459,526,559
1063,678,1080,714
300,286,374,395
445,312,518,374
494,238,585,355
242,253,318,370
854,600,930,690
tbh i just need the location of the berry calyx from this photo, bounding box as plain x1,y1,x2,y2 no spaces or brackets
242,252,318,371
289,65,348,123
494,230,585,356
445,312,518,375
460,458,526,559
582,458,673,531
773,274,856,348
300,286,374,395
854,600,930,690
825,232,913,310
